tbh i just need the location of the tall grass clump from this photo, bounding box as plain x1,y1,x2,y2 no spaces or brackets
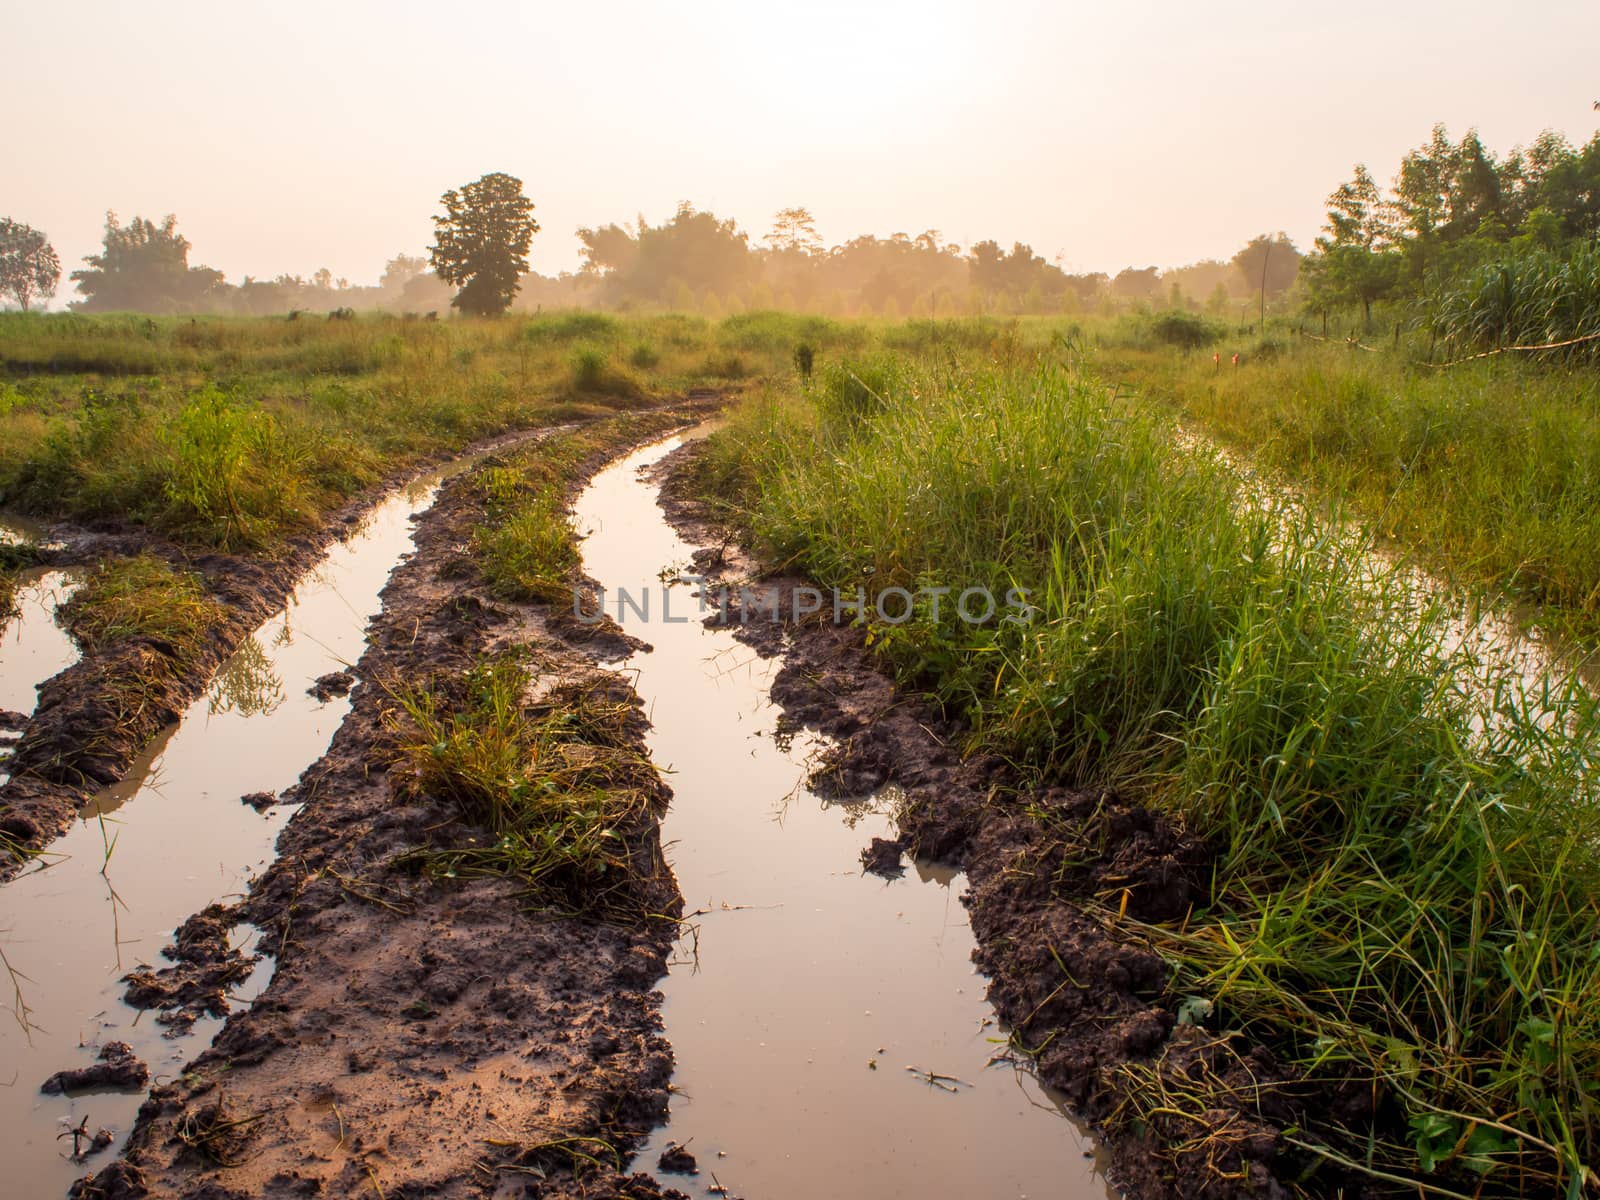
1435,241,1600,357
712,354,1600,1194
392,651,664,916
60,554,223,654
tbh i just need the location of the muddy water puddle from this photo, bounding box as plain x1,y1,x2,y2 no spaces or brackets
0,471,462,1196
576,437,1114,1200
1,516,81,782
0,570,80,782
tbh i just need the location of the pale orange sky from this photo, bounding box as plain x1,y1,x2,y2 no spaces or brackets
11,0,1600,301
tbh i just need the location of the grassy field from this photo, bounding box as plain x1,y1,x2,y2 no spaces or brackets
699,348,1600,1196
1094,329,1600,652
0,309,863,644
0,309,870,555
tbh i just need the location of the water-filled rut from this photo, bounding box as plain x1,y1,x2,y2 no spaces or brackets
574,434,1115,1200
0,468,467,1196
0,517,79,784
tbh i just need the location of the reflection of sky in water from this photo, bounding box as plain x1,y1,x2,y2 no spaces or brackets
0,570,82,785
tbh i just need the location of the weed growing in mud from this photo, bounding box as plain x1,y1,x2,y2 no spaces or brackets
173,1094,264,1167
708,352,1600,1196
390,651,665,917
471,415,684,603
478,1134,625,1183
60,554,222,655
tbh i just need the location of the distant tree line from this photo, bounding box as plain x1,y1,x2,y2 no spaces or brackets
0,182,1295,319
569,202,1294,319
1305,123,1600,325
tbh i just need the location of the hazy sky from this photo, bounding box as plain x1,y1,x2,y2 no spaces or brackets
12,1,1600,298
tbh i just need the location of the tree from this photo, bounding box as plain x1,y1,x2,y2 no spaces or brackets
1232,234,1301,300
429,172,538,316
1111,266,1162,303
765,207,822,255
70,213,223,313
577,202,755,309
0,219,61,312
1305,167,1404,328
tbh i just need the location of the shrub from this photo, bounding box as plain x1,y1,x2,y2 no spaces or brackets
1149,309,1223,349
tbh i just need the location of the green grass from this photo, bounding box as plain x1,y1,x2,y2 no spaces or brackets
471,413,685,603
0,310,865,552
60,554,223,654
704,352,1600,1196
391,650,664,917
1098,337,1600,650
1435,241,1600,358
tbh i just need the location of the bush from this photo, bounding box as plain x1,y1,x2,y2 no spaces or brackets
1435,241,1600,357
1149,310,1223,349
523,311,621,344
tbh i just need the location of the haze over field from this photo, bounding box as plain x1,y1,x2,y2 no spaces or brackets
12,0,1599,295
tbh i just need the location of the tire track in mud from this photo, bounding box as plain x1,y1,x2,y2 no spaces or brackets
0,406,702,878
0,430,534,874
69,411,714,1200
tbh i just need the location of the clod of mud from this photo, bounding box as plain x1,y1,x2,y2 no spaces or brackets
41,1042,150,1095
67,1160,145,1199
121,904,259,1036
305,669,355,701
657,1142,699,1174
239,790,277,812
807,730,895,798
860,835,908,877
0,708,28,730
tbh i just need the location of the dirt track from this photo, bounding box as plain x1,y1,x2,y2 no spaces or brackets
0,423,615,878
70,413,709,1199
58,415,1345,1200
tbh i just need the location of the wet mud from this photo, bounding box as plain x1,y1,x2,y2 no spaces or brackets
69,410,709,1199
654,441,1330,1200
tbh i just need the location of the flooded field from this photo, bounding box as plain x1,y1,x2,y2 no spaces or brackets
575,436,1115,1200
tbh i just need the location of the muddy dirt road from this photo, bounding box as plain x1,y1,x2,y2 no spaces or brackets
576,435,1114,1200
3,412,1261,1200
